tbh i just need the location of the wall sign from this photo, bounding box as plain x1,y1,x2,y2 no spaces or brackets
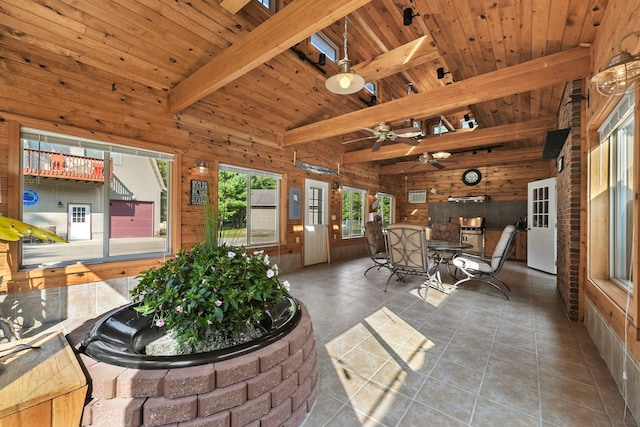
23,188,40,206
190,180,208,205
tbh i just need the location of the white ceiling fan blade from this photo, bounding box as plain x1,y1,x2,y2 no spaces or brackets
342,136,377,145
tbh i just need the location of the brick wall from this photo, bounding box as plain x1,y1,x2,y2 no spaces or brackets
67,301,318,427
556,80,584,320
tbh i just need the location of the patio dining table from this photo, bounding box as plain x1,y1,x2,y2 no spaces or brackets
425,239,473,292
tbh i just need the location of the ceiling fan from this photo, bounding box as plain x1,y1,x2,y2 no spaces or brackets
342,121,422,152
416,151,453,169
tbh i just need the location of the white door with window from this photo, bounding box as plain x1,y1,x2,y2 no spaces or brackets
68,203,91,240
304,179,329,266
527,177,557,274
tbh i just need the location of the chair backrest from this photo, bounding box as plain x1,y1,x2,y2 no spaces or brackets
430,222,461,242
364,221,386,255
386,224,429,272
490,224,518,272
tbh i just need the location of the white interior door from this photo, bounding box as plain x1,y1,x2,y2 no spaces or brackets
68,203,91,241
304,179,329,266
527,177,557,274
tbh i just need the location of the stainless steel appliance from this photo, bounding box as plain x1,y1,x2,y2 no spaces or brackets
449,216,485,257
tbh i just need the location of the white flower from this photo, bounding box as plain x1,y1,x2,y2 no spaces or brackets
228,251,236,258
253,250,264,255
282,280,291,291
266,269,275,278
264,254,270,265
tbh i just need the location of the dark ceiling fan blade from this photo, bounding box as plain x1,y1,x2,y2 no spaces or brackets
342,136,377,145
371,137,384,152
431,161,446,169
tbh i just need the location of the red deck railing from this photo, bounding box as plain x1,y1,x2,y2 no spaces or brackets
23,149,107,182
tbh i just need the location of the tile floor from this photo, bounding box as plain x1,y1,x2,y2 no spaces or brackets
282,257,638,427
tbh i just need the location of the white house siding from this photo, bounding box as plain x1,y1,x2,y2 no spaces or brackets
23,180,104,240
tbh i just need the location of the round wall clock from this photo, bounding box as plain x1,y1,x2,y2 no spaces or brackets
462,168,482,186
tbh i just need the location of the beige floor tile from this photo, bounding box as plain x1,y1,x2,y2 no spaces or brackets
294,257,633,427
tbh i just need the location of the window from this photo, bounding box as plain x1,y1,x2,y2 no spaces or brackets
311,32,338,62
598,92,635,291
218,164,281,246
20,128,172,268
432,124,449,135
364,82,377,95
342,187,365,238
256,0,274,11
461,117,478,129
375,193,394,226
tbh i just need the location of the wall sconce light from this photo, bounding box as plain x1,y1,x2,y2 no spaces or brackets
58,201,64,208
332,182,342,194
403,8,419,26
591,31,640,96
194,158,208,174
326,16,365,95
436,67,451,79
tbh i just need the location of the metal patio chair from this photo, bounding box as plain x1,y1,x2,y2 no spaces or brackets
451,224,517,299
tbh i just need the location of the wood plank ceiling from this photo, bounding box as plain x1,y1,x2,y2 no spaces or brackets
0,0,609,174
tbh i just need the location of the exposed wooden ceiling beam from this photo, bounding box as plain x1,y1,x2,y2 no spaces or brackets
282,46,590,146
378,146,545,175
352,35,440,82
168,0,374,112
219,0,252,14
342,117,557,164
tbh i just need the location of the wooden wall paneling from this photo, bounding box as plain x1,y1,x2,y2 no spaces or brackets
0,1,179,90
0,46,170,116
179,107,281,148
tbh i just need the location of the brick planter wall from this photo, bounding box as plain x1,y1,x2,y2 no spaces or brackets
67,301,318,427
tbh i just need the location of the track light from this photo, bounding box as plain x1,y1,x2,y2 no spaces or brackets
360,94,377,107
436,67,451,79
314,53,326,67
403,8,419,26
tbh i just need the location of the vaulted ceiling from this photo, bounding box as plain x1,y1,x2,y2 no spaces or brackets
0,0,608,174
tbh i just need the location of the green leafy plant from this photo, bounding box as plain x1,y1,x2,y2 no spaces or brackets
131,243,291,348
130,177,290,350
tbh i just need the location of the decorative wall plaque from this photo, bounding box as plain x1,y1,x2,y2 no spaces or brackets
190,180,208,205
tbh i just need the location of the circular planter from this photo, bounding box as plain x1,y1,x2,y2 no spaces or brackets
80,296,301,369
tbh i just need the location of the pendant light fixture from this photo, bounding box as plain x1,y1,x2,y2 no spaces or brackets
326,16,365,95
591,31,640,96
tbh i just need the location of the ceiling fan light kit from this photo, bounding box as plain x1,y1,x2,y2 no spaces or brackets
326,16,365,95
432,151,452,159
591,31,640,96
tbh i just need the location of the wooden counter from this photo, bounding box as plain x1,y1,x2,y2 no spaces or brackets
0,331,87,427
